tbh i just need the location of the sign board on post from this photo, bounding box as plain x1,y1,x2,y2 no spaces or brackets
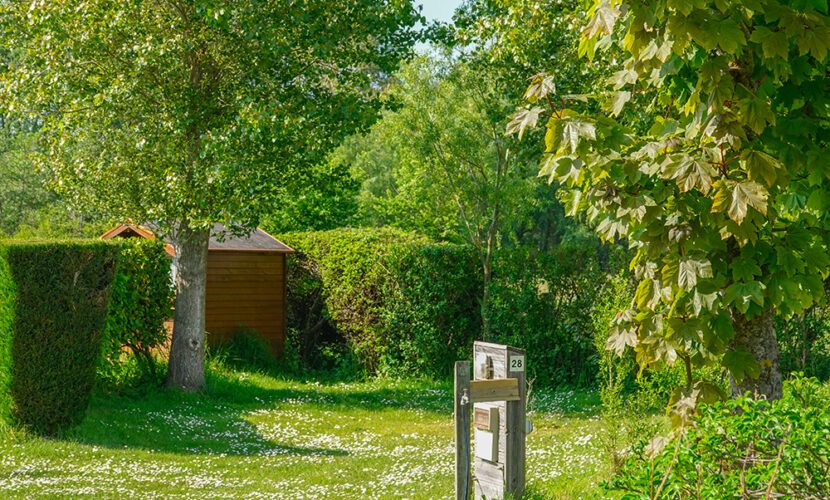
454,342,527,500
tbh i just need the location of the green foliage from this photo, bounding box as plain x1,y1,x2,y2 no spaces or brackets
777,304,830,380
454,0,607,99
262,160,359,233
0,131,52,236
592,272,637,411
380,243,482,378
0,128,104,240
283,227,623,383
518,0,830,396
489,244,618,386
282,227,447,376
0,241,118,434
213,328,277,374
606,376,830,498
343,55,538,245
0,1,422,237
100,239,173,380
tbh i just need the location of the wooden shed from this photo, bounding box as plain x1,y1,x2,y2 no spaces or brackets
101,222,294,355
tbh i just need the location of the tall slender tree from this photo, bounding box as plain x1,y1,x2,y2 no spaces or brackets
0,0,421,390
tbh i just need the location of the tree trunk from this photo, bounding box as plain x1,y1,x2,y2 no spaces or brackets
166,224,210,391
729,310,783,400
480,263,492,341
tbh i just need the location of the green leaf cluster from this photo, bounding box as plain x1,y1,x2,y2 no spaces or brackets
100,238,174,380
606,376,830,497
0,0,422,235
281,228,623,384
520,0,830,387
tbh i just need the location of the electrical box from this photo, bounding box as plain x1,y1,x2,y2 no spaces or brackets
473,403,499,462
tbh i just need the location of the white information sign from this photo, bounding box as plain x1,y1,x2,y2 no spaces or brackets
509,355,525,372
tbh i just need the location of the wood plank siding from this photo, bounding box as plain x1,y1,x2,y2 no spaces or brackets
205,251,286,354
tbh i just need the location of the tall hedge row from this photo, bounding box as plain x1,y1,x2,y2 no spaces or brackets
0,241,118,434
487,247,614,386
282,228,620,384
101,238,173,377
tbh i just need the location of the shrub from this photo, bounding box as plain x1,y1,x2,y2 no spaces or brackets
591,271,636,412
488,244,615,386
380,243,481,378
776,305,830,380
606,376,830,498
215,328,276,372
282,228,624,384
0,241,118,434
100,238,173,379
282,227,429,375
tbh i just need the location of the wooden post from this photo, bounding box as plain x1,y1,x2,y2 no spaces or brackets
455,361,471,500
505,345,527,497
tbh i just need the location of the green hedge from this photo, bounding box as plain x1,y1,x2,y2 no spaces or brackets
282,228,620,384
0,241,118,434
487,246,613,386
282,228,431,374
101,238,173,378
380,244,480,378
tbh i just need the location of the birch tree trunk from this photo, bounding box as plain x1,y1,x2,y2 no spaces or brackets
730,310,783,400
166,224,211,391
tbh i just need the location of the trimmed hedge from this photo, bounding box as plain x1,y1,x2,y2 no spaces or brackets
0,241,118,434
381,244,481,378
101,238,173,378
282,228,620,384
282,228,432,374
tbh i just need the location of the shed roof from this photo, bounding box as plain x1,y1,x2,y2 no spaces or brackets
101,222,294,254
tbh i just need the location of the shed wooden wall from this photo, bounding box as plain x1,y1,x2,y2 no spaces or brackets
204,251,286,355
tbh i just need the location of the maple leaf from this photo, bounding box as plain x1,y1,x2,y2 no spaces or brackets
506,107,543,140
712,180,769,224
524,73,556,103
662,155,716,194
605,90,631,116
606,325,637,356
583,1,621,39
558,119,597,153
743,150,783,187
722,348,761,383
678,258,713,291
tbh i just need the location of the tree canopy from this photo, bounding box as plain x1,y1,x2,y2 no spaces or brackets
516,0,830,399
0,0,422,390
0,0,421,234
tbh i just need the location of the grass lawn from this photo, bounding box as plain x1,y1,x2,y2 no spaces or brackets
0,363,655,499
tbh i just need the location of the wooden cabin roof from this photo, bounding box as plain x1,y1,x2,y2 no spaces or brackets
101,222,294,254
207,223,294,253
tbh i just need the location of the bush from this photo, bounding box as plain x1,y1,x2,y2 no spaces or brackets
380,243,481,378
282,228,430,375
591,271,636,411
776,305,830,380
215,328,277,373
488,244,616,386
282,228,624,384
100,238,173,380
606,376,830,498
0,241,118,434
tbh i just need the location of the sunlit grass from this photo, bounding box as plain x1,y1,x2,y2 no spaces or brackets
0,363,654,498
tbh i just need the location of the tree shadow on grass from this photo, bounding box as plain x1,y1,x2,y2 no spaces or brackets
66,369,451,457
